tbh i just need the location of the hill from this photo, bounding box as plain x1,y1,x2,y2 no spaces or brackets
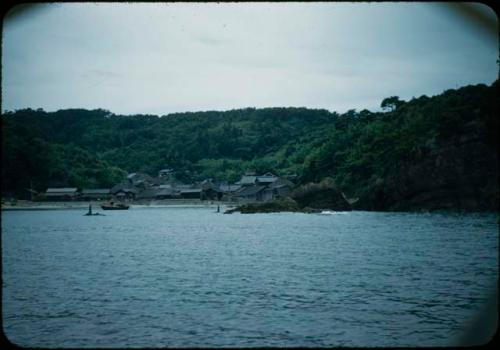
2,81,498,210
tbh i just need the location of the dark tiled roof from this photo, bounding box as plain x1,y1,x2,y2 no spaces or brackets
111,182,137,193
204,187,223,193
136,188,158,199
269,178,294,188
256,176,278,184
156,188,178,196
46,188,78,194
219,184,241,193
114,187,139,194
127,172,154,183
201,180,215,190
177,185,197,190
45,187,78,197
236,175,257,185
180,189,202,194
82,189,110,194
234,185,266,197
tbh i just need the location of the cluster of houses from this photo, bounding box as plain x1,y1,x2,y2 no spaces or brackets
37,170,295,203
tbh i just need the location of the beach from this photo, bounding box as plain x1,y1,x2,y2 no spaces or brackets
1,200,232,211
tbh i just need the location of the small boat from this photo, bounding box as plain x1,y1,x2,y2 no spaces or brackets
100,201,129,210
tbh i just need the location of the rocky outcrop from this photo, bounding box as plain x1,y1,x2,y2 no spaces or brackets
224,197,301,214
289,180,352,211
226,180,352,214
355,120,498,211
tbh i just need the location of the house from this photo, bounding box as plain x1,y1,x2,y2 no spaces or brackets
259,187,273,202
200,179,223,200
158,168,174,178
202,187,223,201
115,188,138,200
135,188,159,200
233,185,266,202
235,172,258,186
257,183,293,202
176,184,195,191
235,175,257,186
218,183,241,193
127,172,155,188
44,188,80,201
269,178,294,198
230,172,295,202
179,188,202,199
111,182,139,200
81,189,111,201
158,184,173,189
256,173,279,186
235,172,279,186
217,183,242,201
150,177,163,187
152,177,185,188
155,187,181,199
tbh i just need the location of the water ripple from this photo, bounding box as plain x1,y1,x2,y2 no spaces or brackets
2,209,498,347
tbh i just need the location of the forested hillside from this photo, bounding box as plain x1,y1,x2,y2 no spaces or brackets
2,81,498,210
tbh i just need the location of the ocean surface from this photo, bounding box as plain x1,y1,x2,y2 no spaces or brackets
2,207,498,347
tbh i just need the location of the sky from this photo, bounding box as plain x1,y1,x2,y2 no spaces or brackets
2,2,498,115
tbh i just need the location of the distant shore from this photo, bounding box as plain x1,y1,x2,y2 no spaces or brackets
1,200,234,211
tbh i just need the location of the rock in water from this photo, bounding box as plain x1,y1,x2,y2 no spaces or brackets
290,181,352,211
225,197,300,214
225,181,352,214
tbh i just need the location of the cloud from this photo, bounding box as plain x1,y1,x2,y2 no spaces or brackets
2,3,498,115
194,35,230,47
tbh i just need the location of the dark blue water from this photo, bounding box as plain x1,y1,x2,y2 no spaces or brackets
2,207,498,347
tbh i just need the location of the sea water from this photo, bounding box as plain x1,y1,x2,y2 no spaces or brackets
2,207,498,347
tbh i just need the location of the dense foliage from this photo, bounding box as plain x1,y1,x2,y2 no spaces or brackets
2,81,498,208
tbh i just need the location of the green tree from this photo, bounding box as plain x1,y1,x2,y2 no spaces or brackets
381,96,402,111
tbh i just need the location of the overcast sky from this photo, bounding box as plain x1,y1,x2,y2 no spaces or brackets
2,2,498,115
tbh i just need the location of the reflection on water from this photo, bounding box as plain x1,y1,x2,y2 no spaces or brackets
2,208,498,347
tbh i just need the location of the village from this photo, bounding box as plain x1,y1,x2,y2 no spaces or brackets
33,170,296,204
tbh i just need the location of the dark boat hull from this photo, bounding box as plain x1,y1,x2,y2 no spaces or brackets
101,205,129,210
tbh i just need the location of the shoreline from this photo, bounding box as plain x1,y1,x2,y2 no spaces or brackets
2,201,496,215
1,200,234,211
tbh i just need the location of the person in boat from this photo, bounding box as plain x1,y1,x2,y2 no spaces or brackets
85,203,105,215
